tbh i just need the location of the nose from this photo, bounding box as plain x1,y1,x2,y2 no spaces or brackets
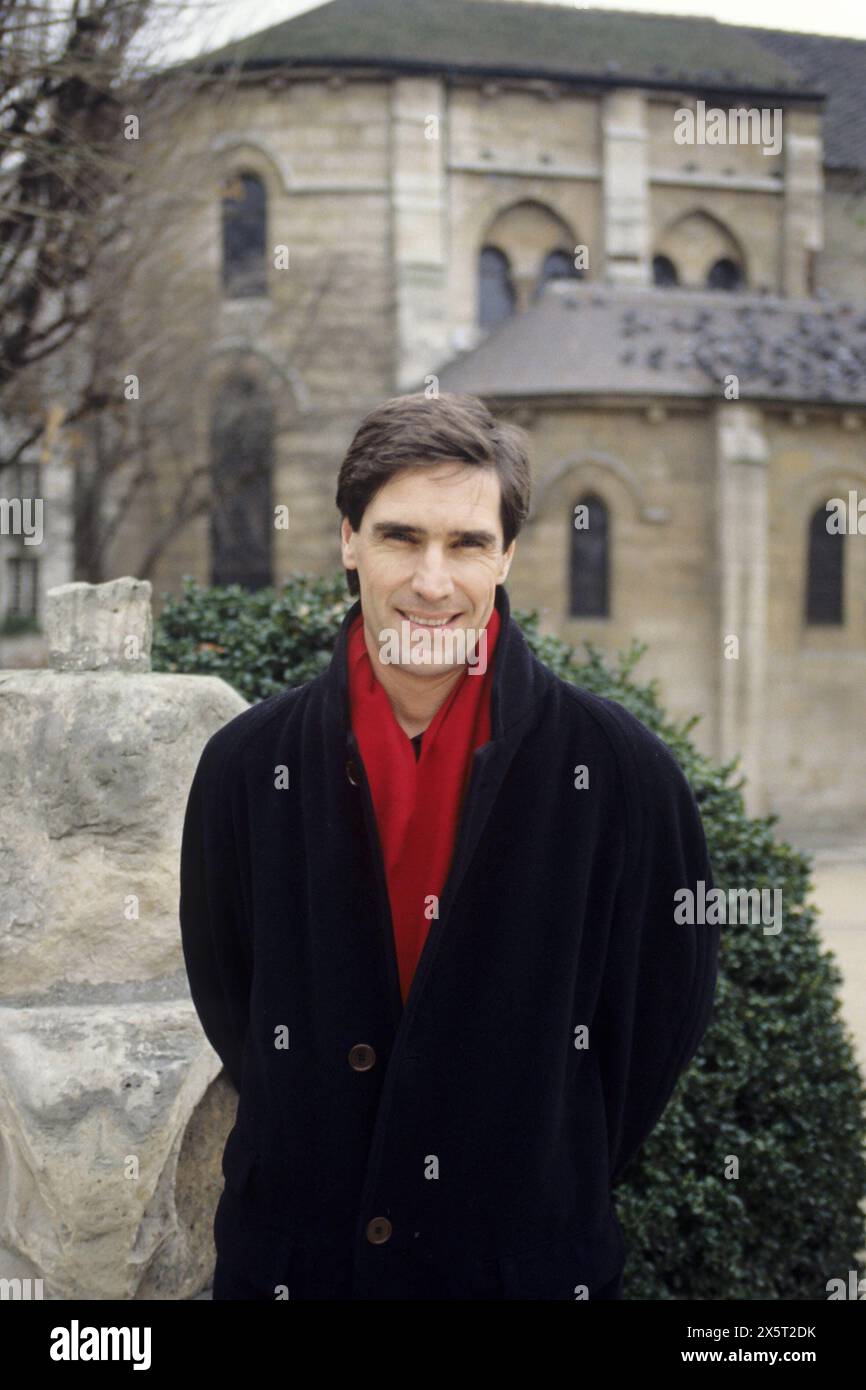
410,543,456,604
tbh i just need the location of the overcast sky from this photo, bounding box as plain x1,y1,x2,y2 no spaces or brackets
153,0,866,67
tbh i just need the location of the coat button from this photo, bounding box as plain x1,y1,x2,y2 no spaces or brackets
366,1216,392,1244
345,758,360,786
348,1043,376,1071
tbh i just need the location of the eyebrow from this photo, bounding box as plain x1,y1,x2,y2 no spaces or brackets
370,521,499,546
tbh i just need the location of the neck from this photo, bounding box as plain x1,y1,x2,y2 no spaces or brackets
360,620,466,739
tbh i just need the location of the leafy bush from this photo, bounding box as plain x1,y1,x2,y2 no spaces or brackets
154,573,866,1300
152,573,351,703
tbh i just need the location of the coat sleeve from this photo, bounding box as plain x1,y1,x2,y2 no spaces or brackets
179,732,253,1094
595,717,720,1189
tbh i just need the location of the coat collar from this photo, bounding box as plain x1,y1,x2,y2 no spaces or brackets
322,583,547,750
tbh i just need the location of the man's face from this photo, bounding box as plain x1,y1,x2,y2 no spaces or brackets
340,460,516,675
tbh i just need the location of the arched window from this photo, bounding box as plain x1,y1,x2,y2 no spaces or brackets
805,502,844,625
210,375,274,589
652,254,678,287
478,246,515,329
707,257,743,291
535,248,583,298
222,171,267,297
656,210,746,288
570,492,609,618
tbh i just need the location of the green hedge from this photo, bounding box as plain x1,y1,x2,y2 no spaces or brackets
155,574,866,1300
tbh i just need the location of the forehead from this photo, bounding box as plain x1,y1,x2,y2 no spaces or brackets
366,462,502,517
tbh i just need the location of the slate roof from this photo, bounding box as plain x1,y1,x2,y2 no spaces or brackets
430,281,866,405
733,26,866,171
194,0,813,96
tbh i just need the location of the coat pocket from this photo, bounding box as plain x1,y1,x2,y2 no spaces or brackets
495,1215,625,1301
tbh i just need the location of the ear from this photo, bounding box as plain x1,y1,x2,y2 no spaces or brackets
340,517,357,570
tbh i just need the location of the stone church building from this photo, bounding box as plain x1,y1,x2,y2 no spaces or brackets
13,0,866,840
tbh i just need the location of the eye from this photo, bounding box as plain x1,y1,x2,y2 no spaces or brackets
384,532,485,548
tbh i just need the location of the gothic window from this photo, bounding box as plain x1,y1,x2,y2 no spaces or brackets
570,492,609,618
222,171,267,298
210,375,274,590
707,257,743,291
805,503,844,625
478,246,515,329
652,254,678,287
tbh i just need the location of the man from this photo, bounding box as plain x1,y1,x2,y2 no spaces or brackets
179,391,720,1301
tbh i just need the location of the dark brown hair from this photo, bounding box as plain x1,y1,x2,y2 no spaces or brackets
335,392,532,597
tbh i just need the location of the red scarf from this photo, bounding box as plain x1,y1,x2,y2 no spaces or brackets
348,604,501,1005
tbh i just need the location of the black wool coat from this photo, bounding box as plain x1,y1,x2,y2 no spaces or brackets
179,583,720,1300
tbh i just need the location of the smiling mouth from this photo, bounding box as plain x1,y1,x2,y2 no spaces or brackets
398,610,462,626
